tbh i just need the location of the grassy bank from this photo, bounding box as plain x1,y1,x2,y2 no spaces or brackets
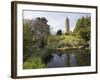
47,35,86,49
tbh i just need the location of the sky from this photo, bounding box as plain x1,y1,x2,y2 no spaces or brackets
23,10,91,34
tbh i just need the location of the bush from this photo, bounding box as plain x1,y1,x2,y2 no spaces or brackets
65,32,69,35
23,57,47,69
65,42,72,47
56,30,62,35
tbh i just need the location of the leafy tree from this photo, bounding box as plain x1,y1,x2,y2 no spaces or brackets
74,16,91,41
23,19,33,61
23,20,33,42
56,29,62,35
77,28,90,41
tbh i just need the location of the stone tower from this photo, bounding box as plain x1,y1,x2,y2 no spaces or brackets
65,17,70,32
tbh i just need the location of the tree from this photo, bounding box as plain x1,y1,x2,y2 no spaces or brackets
23,20,33,42
74,16,91,41
77,28,90,41
23,19,33,61
56,29,62,35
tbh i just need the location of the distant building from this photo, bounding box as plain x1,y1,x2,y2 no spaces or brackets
65,17,70,32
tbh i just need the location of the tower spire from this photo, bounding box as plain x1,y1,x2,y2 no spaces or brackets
65,17,70,32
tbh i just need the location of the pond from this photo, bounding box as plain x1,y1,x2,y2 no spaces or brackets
44,49,91,68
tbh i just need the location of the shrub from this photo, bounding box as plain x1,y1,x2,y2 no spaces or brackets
56,30,62,35
23,57,47,69
65,32,69,35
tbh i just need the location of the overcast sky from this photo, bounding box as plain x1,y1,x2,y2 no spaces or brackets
23,10,90,34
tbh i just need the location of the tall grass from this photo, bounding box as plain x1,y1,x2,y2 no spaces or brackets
23,57,47,69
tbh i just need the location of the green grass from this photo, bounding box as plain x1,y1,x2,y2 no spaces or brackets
48,35,80,42
47,35,84,49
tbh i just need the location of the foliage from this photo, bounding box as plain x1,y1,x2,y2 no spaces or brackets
23,20,33,42
38,38,47,48
74,16,91,41
47,35,84,49
56,29,62,35
36,17,48,23
77,28,90,41
23,57,47,69
23,20,34,61
65,32,70,35
23,17,49,61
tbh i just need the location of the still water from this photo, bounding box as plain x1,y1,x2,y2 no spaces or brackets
45,49,90,68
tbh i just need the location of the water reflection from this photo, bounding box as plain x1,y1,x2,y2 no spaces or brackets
47,53,64,67
46,49,90,68
70,53,77,66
